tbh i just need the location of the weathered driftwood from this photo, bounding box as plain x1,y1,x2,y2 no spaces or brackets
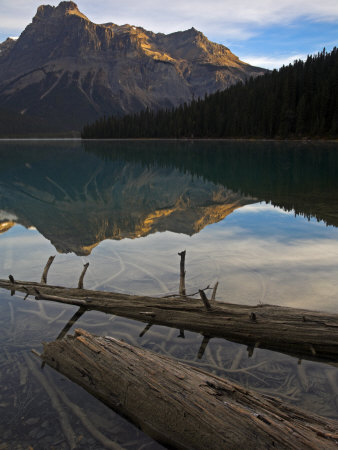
178,250,186,296
77,263,89,289
199,289,212,311
211,281,219,301
2,277,338,364
41,328,338,450
41,255,56,284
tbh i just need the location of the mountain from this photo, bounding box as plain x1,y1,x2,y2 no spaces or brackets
0,1,266,135
0,37,16,57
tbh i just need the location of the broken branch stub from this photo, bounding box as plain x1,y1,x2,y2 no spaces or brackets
78,263,89,289
199,289,212,311
211,282,219,301
41,256,56,284
178,250,186,296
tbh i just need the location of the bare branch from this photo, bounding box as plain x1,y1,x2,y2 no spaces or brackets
199,290,212,311
211,282,219,301
78,262,89,289
178,250,186,296
162,285,212,298
41,256,56,284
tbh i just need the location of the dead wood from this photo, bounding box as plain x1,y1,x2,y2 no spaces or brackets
199,289,212,311
178,250,186,296
78,263,89,289
41,256,56,284
197,335,210,359
2,278,338,364
41,329,338,450
211,281,219,301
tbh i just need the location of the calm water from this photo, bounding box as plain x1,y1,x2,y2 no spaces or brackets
1,140,338,449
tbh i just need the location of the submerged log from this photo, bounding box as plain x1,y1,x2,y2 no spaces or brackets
2,278,338,364
42,329,338,450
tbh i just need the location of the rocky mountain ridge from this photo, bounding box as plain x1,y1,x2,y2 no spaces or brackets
0,1,266,134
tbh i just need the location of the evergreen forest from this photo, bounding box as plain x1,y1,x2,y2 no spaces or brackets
81,48,338,139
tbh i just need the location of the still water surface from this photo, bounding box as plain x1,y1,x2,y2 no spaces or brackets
1,140,338,449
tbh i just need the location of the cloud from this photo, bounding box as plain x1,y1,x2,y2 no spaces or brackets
239,53,309,70
80,0,338,28
91,220,338,312
0,0,337,69
235,203,293,214
1,0,338,38
2,202,338,313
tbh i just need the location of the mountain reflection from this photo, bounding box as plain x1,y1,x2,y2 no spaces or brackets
0,140,337,255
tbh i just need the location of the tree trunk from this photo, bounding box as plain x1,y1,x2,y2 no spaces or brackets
41,329,338,450
2,278,338,364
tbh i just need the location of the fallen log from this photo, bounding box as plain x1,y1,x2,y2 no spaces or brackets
2,278,338,364
41,328,338,450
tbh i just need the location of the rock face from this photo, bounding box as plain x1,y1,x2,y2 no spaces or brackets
0,38,16,58
0,1,266,133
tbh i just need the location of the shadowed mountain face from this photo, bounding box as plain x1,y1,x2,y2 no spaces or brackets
1,141,337,256
0,1,266,134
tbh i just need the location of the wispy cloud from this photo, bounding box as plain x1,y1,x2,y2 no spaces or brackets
1,0,338,35
240,53,309,69
80,0,338,29
235,203,293,214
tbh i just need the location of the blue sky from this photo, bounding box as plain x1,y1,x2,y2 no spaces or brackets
0,0,337,69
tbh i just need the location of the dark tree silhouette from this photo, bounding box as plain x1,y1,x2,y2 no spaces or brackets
82,48,338,139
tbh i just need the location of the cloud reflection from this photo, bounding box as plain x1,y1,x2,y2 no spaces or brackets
1,204,338,313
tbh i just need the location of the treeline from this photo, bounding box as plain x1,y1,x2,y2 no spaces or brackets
0,109,80,138
82,48,338,139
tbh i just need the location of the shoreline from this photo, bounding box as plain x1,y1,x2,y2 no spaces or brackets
0,137,338,143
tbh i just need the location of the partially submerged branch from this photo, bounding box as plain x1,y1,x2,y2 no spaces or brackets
2,277,338,365
3,249,338,365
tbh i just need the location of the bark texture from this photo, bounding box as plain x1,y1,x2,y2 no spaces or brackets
42,329,338,450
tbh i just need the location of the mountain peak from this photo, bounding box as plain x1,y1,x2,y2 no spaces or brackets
58,1,78,9
35,1,88,21
0,2,267,134
56,1,82,14
0,37,17,58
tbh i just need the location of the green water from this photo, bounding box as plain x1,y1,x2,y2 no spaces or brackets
1,140,338,449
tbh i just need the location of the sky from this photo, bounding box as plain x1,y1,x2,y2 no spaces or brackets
0,0,337,69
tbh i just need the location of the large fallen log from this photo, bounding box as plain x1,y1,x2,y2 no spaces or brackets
2,277,338,364
41,328,338,450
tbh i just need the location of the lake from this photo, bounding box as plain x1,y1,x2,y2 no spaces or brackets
1,139,338,449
